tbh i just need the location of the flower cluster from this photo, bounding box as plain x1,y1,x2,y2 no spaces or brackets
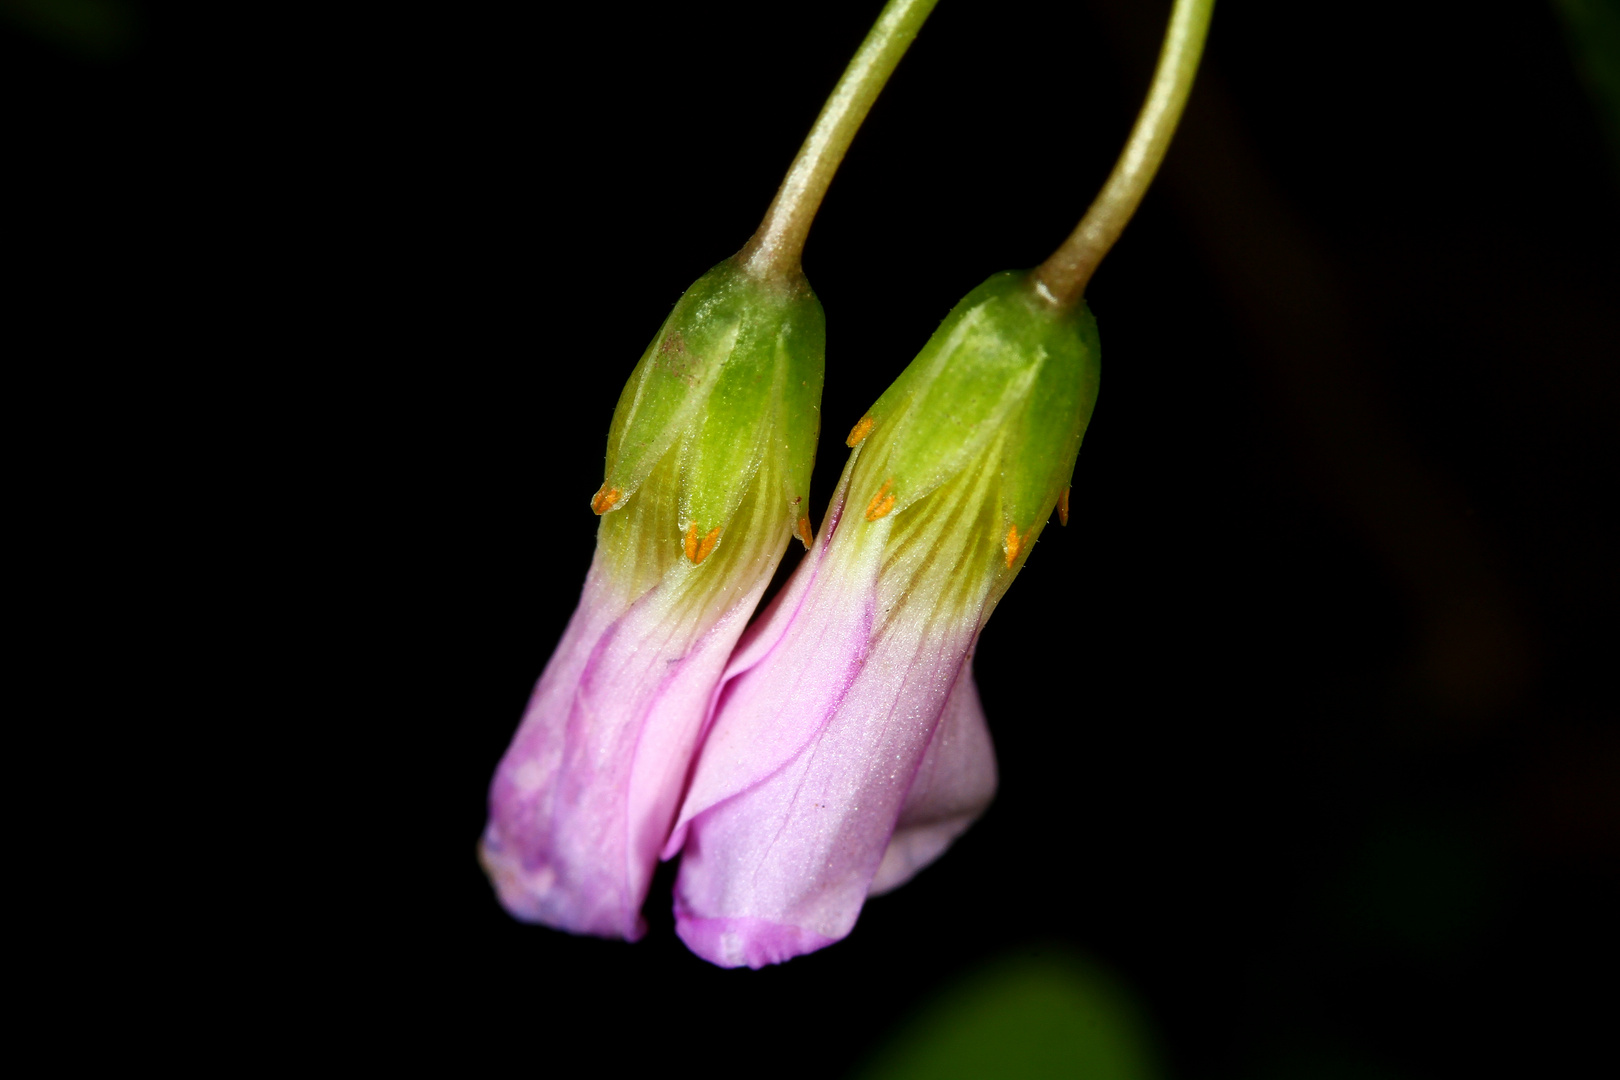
474,0,1213,970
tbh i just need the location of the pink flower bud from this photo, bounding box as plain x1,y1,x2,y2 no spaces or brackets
665,460,1000,967
478,260,823,939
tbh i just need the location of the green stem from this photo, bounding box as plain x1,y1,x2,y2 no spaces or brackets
741,0,941,282
1033,0,1216,309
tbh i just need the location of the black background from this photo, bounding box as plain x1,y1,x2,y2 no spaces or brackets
8,1,1615,1074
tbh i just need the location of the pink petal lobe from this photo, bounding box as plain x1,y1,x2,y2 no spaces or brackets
480,547,772,940
661,473,861,860
672,911,837,971
670,590,983,965
868,657,997,896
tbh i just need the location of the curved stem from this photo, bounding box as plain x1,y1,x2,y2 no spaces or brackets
741,0,941,283
1033,0,1216,309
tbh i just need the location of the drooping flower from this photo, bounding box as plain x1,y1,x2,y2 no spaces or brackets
665,270,1101,967
479,258,823,940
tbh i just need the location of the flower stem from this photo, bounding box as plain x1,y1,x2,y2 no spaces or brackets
1032,0,1216,309
741,0,941,283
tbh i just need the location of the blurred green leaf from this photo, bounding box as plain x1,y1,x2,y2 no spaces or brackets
0,0,136,58
1552,0,1620,174
855,949,1161,1080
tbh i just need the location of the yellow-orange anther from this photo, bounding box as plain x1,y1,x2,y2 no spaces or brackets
1058,487,1070,526
864,478,896,521
591,484,622,515
685,522,723,565
697,527,721,563
846,415,874,447
1003,524,1023,568
796,516,814,550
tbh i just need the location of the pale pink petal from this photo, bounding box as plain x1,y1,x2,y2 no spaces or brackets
868,658,997,896
670,575,984,967
480,551,772,940
662,476,873,860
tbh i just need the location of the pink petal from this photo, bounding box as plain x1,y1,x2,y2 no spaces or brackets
480,550,771,940
662,478,873,860
669,533,988,964
868,657,997,896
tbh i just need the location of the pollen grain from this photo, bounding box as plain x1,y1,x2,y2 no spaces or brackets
865,478,896,521
846,415,874,447
1057,487,1070,526
591,484,621,515
796,516,814,550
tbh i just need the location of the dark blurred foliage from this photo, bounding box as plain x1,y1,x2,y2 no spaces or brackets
7,1,1615,1074
1553,0,1620,170
858,946,1163,1080
0,0,136,57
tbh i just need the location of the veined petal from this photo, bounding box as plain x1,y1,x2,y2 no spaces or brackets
481,446,789,940
670,607,983,965
670,445,1005,968
661,459,877,860
869,656,997,896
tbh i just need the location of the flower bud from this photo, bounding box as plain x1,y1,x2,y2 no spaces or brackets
480,257,824,940
667,270,1100,967
591,258,824,559
842,270,1098,561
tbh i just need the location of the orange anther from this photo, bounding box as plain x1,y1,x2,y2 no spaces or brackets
846,415,874,447
1057,487,1070,526
1003,524,1022,568
795,516,814,550
686,523,721,564
864,478,896,521
694,526,722,564
591,484,622,515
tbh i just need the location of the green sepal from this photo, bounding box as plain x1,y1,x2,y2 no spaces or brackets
850,270,1100,571
774,304,825,526
601,263,745,507
996,285,1099,535
598,256,824,551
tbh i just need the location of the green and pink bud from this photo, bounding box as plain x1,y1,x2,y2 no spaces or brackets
666,270,1101,967
480,257,823,940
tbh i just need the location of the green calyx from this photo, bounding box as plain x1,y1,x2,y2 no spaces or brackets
845,270,1100,574
595,257,825,567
